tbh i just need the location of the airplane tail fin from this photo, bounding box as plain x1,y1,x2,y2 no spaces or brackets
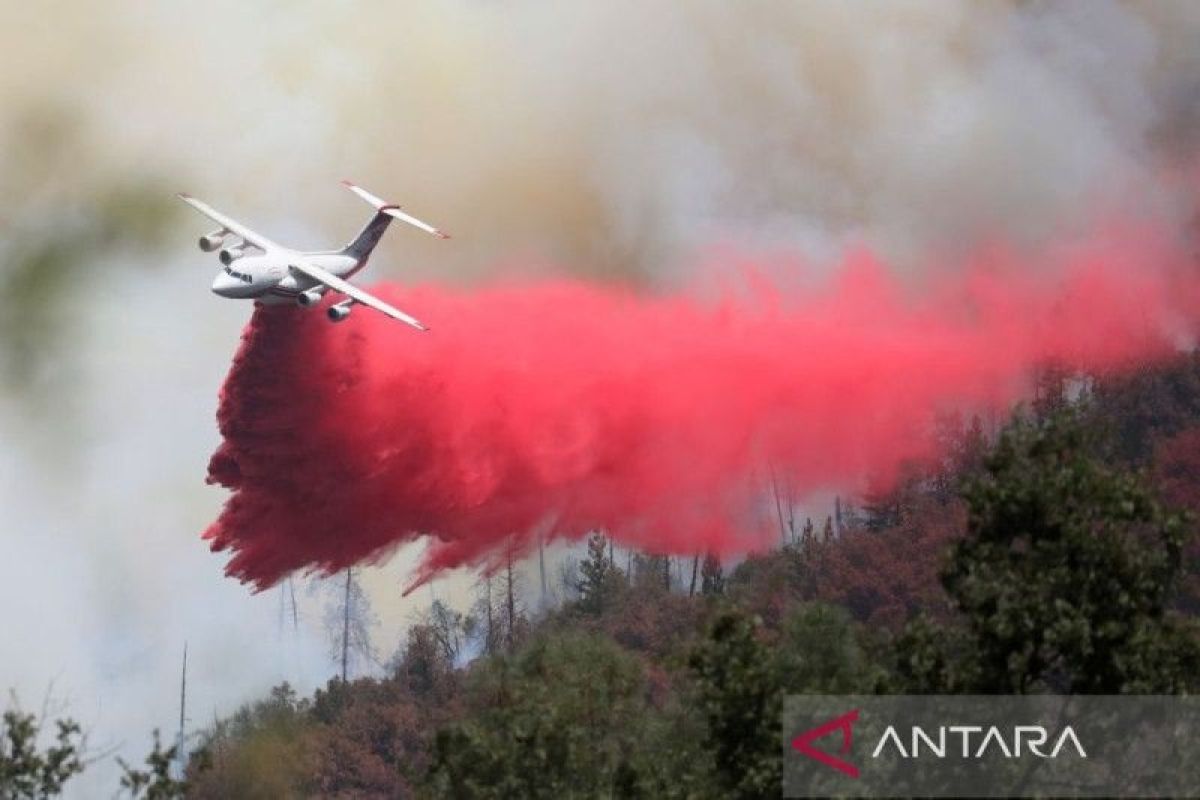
340,180,449,260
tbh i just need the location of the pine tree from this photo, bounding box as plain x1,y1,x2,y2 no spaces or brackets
700,553,725,596
578,532,623,614
426,600,466,664
471,573,500,656
687,612,778,798
503,551,520,654
801,517,815,549
631,553,671,593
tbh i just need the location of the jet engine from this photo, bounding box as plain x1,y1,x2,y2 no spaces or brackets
297,289,324,307
199,230,226,252
327,301,353,322
218,247,245,266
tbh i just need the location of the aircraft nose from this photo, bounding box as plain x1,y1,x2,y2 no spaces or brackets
212,272,239,297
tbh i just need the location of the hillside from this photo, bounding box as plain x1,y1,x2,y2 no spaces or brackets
163,355,1200,798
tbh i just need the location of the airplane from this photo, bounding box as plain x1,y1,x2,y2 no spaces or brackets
177,181,449,329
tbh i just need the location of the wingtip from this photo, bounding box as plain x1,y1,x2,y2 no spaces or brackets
339,178,357,189
435,231,451,240
176,192,193,200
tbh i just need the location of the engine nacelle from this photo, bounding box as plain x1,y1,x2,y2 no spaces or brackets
218,247,245,266
327,302,353,322
199,230,226,252
297,289,324,307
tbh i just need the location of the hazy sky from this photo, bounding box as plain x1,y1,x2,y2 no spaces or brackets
3,1,1200,794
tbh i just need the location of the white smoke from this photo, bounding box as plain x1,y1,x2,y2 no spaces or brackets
2,1,1200,794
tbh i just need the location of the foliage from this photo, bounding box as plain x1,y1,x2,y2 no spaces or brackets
1152,426,1200,613
186,683,312,799
700,553,725,597
811,494,963,628
1088,352,1200,464
687,604,884,799
630,553,673,594
898,408,1200,693
174,359,1200,796
427,632,656,798
117,729,186,799
0,705,84,799
306,678,443,798
392,622,459,702
772,604,889,695
687,611,782,799
424,600,469,666
575,532,625,614
728,493,962,630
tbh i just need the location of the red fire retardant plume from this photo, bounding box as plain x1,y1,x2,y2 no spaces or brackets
204,227,1200,591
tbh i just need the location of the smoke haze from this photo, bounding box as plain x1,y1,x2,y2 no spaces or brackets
8,2,1200,278
4,1,1200,795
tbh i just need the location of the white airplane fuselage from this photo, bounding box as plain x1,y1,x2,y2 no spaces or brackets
182,181,446,329
211,251,361,305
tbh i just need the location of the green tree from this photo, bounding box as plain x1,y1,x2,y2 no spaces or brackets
393,623,457,702
898,409,1200,693
688,612,778,799
798,518,815,550
427,632,651,798
576,532,624,614
118,730,186,799
773,604,888,694
1088,351,1200,465
185,684,311,799
688,605,883,800
0,706,84,799
700,553,725,596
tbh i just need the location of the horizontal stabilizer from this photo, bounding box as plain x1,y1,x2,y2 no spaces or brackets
341,180,450,239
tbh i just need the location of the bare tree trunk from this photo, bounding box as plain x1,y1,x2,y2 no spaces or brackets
663,555,671,592
288,576,299,631
505,553,516,654
538,532,548,607
608,534,614,568
341,568,351,682
484,574,495,655
786,484,796,542
176,642,187,774
689,554,700,596
770,465,788,546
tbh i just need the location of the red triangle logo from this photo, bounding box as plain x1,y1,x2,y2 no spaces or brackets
791,708,860,778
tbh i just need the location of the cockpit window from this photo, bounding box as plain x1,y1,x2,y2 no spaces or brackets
222,265,252,283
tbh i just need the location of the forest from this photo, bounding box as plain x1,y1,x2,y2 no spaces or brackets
7,353,1200,799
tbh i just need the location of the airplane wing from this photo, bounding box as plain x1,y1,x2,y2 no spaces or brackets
177,193,283,252
288,258,428,331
